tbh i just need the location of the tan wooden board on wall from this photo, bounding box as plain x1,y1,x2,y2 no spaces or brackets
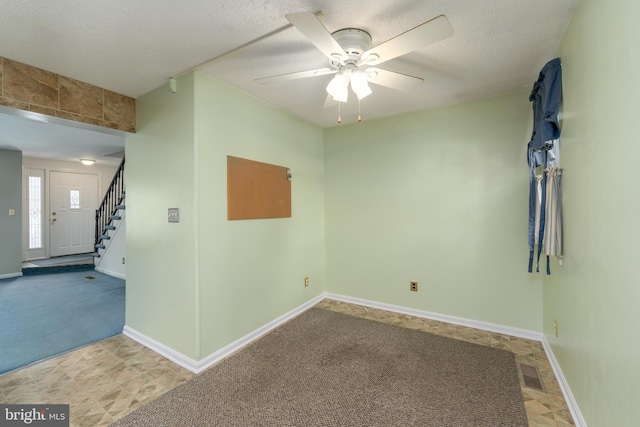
227,156,291,220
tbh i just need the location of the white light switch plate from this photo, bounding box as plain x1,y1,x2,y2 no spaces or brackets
168,208,179,223
9,209,16,216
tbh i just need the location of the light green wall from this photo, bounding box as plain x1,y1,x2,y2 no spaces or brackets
126,73,198,358
324,92,542,331
126,72,325,360
0,149,22,276
544,0,640,425
194,73,325,357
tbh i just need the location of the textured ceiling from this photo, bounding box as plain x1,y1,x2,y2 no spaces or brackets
0,0,577,159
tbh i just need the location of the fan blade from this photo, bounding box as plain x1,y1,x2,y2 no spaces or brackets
286,12,348,62
367,68,424,92
362,15,453,66
255,68,337,85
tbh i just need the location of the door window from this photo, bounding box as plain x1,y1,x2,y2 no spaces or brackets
70,190,80,209
28,175,43,250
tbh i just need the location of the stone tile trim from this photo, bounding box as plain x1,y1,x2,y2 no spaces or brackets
0,56,135,133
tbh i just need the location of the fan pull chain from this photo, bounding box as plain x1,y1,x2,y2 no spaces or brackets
358,99,362,122
337,101,342,124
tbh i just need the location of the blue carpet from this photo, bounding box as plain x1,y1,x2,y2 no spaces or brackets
0,271,125,375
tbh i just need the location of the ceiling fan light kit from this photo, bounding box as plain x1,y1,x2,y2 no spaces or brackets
255,12,454,124
350,71,373,100
326,73,350,103
326,65,373,103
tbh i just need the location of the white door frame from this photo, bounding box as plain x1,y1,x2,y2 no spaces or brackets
22,166,102,260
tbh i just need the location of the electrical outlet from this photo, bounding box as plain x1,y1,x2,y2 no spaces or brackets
410,281,418,292
122,257,126,265
554,319,558,337
304,277,309,287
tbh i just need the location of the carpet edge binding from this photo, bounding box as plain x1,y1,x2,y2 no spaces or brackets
123,291,586,426
116,305,529,426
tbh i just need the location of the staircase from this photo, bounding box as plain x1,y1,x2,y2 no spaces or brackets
94,157,125,260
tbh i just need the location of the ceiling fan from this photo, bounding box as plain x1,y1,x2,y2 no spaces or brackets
255,12,454,121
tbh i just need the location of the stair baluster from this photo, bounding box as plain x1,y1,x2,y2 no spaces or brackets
94,156,125,257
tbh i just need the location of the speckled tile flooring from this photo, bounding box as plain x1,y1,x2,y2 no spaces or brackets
0,299,574,426
316,299,575,427
0,335,194,426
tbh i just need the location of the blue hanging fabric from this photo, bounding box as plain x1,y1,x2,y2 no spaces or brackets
527,58,562,273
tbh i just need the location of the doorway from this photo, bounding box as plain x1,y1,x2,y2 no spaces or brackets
49,171,98,257
23,169,98,260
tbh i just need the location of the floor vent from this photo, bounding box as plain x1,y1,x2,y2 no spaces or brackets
85,275,96,280
520,363,544,391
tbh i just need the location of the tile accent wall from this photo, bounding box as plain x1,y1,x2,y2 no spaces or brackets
0,57,135,133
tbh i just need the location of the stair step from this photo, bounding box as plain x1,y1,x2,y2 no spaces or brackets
100,235,111,240
92,252,101,258
22,263,95,275
115,205,125,210
95,244,106,249
104,225,116,231
110,215,122,221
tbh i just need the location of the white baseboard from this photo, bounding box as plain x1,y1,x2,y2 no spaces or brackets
542,337,587,427
123,326,201,373
324,293,543,341
0,272,23,280
124,290,585,427
325,293,587,425
124,293,326,374
94,266,126,280
195,293,326,373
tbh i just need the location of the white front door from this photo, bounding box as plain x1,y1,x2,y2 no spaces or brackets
49,171,98,257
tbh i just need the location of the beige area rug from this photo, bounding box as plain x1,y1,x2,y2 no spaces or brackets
111,308,528,426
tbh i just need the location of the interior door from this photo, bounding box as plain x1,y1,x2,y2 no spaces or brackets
49,171,98,257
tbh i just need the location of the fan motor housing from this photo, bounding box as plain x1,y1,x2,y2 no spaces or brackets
331,28,372,58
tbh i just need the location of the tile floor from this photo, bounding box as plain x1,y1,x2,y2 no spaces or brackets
0,299,574,427
0,335,194,426
316,299,575,427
